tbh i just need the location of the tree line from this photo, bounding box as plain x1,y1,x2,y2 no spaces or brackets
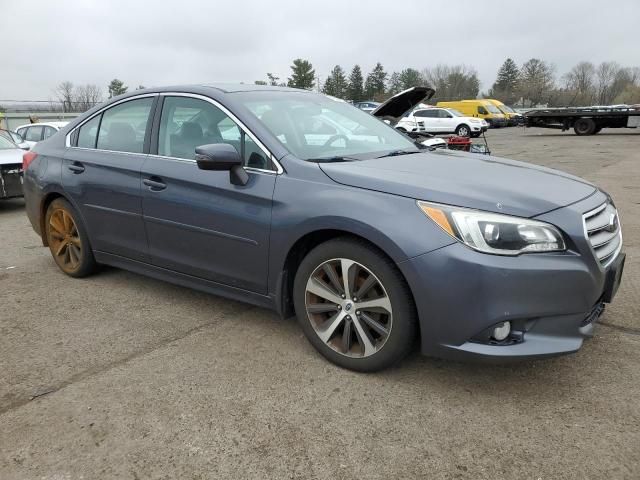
46,58,640,115
53,79,142,112
273,58,640,107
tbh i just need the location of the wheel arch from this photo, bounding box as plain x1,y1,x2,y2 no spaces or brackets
38,189,86,246
275,228,419,337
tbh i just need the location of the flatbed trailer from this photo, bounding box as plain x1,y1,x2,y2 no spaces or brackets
524,105,640,135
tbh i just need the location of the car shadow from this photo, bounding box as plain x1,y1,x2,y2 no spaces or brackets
0,198,25,213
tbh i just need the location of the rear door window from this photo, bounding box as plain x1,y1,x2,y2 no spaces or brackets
43,126,57,139
96,98,154,153
25,126,43,142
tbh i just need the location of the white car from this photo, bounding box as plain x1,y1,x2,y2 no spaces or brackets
396,107,488,137
0,135,24,199
15,121,68,148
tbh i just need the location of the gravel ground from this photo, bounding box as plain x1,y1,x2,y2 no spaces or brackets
1,127,639,479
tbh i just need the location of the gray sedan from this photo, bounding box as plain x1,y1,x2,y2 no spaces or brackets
21,85,624,371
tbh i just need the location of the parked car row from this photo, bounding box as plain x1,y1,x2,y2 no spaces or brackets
356,95,523,136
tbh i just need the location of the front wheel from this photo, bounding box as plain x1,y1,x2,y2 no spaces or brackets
455,124,471,137
293,238,417,372
45,198,97,277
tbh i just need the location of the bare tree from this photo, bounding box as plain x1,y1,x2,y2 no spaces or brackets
422,64,480,101
595,62,621,105
55,81,75,112
518,59,555,107
562,61,595,105
74,84,103,112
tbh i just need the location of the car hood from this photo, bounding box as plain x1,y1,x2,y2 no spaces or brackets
319,150,597,217
0,149,24,166
371,86,435,126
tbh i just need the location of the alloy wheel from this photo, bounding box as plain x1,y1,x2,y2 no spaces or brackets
48,208,83,273
305,258,392,358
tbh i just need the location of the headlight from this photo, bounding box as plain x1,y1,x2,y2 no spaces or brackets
469,119,481,123
417,201,566,255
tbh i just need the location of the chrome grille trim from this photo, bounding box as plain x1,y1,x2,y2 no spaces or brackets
582,202,622,268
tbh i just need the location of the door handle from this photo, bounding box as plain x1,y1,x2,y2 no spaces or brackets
143,177,167,191
68,162,85,173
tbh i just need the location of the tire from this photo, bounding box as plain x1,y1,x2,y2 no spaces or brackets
574,118,596,135
45,198,97,278
396,126,407,133
293,237,417,372
455,124,471,137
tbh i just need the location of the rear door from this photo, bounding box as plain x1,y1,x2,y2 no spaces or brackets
437,109,457,132
63,95,156,262
140,94,276,294
23,126,43,147
415,110,440,132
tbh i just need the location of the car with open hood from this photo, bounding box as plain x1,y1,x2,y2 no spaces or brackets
22,84,624,371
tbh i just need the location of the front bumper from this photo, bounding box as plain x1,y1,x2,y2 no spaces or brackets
398,191,624,362
0,164,23,199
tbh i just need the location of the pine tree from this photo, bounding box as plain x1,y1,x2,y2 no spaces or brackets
399,68,423,90
364,62,387,100
347,65,364,102
287,59,315,90
491,58,520,103
322,65,348,99
107,79,128,98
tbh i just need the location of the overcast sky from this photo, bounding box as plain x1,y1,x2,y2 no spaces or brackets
2,0,639,100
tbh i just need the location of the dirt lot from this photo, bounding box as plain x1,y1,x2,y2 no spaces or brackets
1,127,639,479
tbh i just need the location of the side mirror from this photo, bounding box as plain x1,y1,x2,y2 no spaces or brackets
195,143,248,186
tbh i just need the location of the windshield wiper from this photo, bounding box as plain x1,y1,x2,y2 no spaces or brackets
309,156,360,163
375,149,418,159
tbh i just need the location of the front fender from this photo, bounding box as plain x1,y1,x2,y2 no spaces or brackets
267,164,455,296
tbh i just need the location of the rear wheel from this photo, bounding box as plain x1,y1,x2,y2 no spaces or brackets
293,238,417,372
455,124,471,137
45,198,97,277
574,118,596,135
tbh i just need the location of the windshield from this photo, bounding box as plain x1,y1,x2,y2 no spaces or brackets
0,135,17,150
233,91,418,161
447,109,464,117
501,105,515,113
486,104,501,114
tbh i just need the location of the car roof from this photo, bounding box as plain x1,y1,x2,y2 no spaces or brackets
198,83,307,94
16,121,68,129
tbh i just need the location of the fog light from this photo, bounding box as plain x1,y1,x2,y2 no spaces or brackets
491,321,511,341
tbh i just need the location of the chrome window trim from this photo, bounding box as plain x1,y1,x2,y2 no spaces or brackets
65,93,158,148
582,202,623,270
157,92,283,174
66,91,284,175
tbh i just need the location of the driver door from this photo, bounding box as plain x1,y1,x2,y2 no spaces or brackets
140,95,276,294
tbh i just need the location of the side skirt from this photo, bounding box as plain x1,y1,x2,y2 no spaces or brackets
93,251,277,311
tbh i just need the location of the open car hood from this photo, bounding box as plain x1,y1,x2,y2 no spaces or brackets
371,86,435,126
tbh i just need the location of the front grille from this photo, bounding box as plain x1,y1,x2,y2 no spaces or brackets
417,121,425,129
583,202,622,267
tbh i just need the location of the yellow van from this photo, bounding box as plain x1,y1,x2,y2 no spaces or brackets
485,99,523,126
436,100,507,128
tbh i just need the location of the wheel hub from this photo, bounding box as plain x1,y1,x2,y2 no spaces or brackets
305,258,393,358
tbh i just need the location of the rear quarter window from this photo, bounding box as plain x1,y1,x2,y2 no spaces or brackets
77,115,101,149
